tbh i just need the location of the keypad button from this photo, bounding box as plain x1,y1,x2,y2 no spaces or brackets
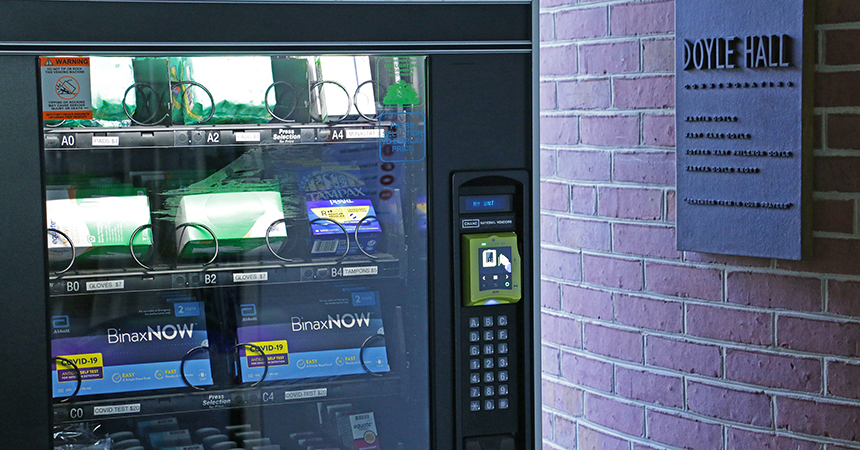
470,401,481,411
499,384,509,396
470,387,480,398
470,373,480,384
498,343,509,354
483,344,494,355
484,400,495,411
498,370,508,382
470,345,480,356
498,329,508,340
483,330,494,341
483,316,494,327
498,357,509,368
484,358,495,369
498,315,508,326
469,317,480,328
484,372,495,383
470,359,481,370
469,331,480,342
499,398,509,409
484,385,495,397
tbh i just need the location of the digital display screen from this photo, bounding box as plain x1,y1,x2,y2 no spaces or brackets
477,246,513,291
461,195,513,213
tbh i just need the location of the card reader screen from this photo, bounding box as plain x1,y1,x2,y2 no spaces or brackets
478,246,513,291
461,195,513,213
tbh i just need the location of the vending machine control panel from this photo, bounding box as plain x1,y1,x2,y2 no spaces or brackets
453,170,532,450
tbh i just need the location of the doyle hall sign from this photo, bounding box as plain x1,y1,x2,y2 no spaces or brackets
675,0,813,260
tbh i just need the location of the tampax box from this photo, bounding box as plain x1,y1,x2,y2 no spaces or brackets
46,188,152,262
235,285,388,382
338,412,382,450
50,295,212,398
175,191,286,258
307,198,381,256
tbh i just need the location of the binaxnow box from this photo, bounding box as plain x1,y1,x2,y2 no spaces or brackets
46,189,152,263
175,191,286,259
338,412,382,450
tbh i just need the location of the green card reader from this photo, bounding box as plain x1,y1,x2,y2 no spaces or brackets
462,232,522,307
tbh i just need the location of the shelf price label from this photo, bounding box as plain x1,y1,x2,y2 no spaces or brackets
246,340,289,368
56,353,104,382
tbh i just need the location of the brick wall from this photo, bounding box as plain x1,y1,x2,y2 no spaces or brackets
539,0,860,449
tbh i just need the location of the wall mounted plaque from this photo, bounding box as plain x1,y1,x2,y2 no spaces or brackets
676,0,813,260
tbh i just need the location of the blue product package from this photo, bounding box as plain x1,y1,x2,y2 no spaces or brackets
51,296,212,398
236,285,388,382
307,198,382,256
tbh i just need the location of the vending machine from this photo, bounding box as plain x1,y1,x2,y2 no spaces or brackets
0,2,538,449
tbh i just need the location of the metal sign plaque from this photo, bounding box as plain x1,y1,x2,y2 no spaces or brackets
676,0,812,260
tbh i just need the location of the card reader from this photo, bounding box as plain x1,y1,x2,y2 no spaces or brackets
461,232,521,306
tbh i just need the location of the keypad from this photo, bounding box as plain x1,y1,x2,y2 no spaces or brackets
465,314,511,412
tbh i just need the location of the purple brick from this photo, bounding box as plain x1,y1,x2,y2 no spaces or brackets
542,313,581,348
542,279,561,310
614,223,682,260
542,248,582,281
584,392,645,437
540,148,556,177
646,336,721,377
827,361,860,400
580,42,639,75
777,397,860,442
540,81,557,111
666,190,676,222
561,283,613,320
539,0,568,9
540,13,555,43
614,151,675,185
610,1,674,36
543,344,560,376
557,149,611,181
541,181,569,212
646,262,723,301
777,238,860,276
813,198,854,234
688,382,772,427
727,272,821,312
557,7,607,40
583,254,644,291
558,217,610,251
570,184,596,215
643,39,675,72
578,425,628,450
541,116,579,145
616,366,683,408
726,349,820,392
541,45,577,76
583,322,643,363
598,186,662,220
828,280,860,317
542,411,553,440
541,214,558,244
684,252,771,268
560,350,613,392
554,414,576,448
615,294,682,333
541,411,552,439
643,114,676,147
557,79,611,110
580,115,639,147
614,76,675,109
727,428,820,450
543,378,583,415
686,304,773,346
648,411,722,450
778,316,860,358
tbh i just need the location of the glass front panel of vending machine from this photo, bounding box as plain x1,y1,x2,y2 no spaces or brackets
44,55,429,450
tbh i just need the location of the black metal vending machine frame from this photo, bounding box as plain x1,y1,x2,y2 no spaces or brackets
0,1,539,449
